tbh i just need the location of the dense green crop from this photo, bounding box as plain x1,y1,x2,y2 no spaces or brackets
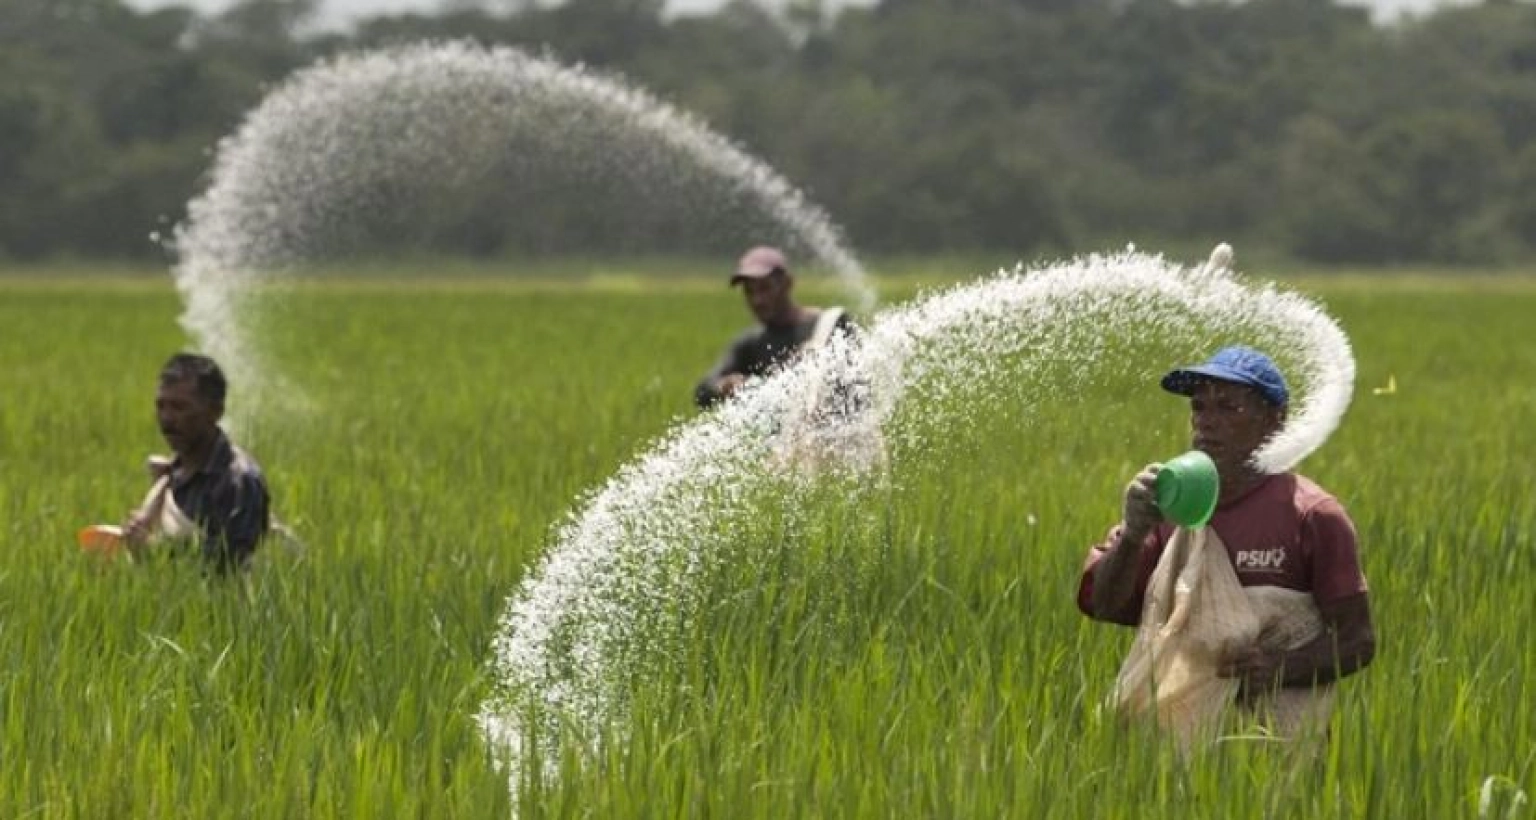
0,272,1530,818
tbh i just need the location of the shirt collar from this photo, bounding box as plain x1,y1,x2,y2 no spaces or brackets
170,429,235,482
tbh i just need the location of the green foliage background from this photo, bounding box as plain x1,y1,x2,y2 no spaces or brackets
4,0,1536,263
0,269,1530,817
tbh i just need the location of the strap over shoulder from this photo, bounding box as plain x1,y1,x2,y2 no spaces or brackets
805,306,846,351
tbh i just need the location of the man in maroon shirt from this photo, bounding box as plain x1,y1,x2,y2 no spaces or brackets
1078,346,1375,706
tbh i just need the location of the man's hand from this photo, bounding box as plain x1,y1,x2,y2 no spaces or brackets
121,510,153,547
1122,465,1164,538
145,455,173,480
1218,595,1376,701
1219,644,1284,703
715,373,748,399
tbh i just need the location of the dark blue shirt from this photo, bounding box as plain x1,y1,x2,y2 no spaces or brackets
694,309,857,408
169,430,270,572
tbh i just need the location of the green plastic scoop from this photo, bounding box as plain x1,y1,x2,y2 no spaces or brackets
1155,450,1220,528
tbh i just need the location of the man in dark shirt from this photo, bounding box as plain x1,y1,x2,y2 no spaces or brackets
123,353,270,573
694,246,856,408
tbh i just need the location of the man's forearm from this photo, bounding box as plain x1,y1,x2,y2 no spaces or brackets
1275,627,1376,687
1089,528,1147,622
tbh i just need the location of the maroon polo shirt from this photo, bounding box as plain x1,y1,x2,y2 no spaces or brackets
1077,472,1367,626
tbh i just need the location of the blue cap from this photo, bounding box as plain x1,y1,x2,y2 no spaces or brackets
1160,346,1290,408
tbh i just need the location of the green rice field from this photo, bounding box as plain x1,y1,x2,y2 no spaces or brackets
0,266,1531,818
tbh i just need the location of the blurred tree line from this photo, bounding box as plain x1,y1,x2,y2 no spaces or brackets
2,0,1535,264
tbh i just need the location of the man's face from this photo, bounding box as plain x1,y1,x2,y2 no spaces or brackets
156,377,221,457
740,273,792,325
1188,380,1284,472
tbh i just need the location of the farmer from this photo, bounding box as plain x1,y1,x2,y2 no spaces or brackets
1077,346,1375,723
693,245,857,409
120,353,270,573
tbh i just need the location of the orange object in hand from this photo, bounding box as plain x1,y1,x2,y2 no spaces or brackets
77,525,126,556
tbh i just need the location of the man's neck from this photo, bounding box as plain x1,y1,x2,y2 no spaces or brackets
1218,466,1268,505
764,305,810,330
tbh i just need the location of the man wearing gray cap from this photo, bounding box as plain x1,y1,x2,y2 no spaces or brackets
693,246,856,408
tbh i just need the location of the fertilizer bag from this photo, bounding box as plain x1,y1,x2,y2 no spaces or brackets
1113,526,1333,751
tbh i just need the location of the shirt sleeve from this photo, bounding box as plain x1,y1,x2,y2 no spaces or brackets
1076,523,1165,625
202,472,270,572
1302,498,1368,606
